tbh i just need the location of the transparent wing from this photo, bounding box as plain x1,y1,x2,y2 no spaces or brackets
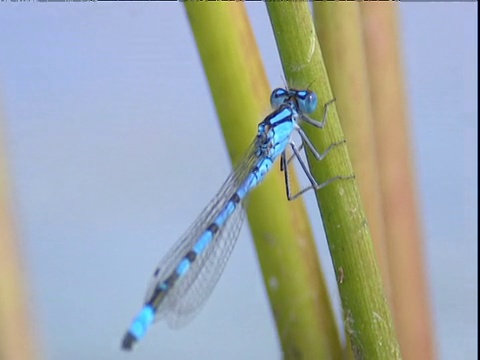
164,200,246,328
144,138,261,328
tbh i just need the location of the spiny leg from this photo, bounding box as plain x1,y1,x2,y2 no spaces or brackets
285,98,336,166
285,129,346,167
296,127,346,161
283,141,354,201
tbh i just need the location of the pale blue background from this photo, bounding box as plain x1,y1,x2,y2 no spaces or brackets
0,4,477,360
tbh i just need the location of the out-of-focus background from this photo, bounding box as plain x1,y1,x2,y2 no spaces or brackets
0,4,476,360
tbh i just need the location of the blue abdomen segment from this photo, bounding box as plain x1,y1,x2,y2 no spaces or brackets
237,157,274,197
193,231,213,254
161,192,243,286
122,305,155,350
121,88,318,351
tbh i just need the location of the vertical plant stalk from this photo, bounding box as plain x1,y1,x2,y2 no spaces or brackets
360,4,437,360
0,102,37,360
312,1,393,314
184,3,342,359
266,3,401,359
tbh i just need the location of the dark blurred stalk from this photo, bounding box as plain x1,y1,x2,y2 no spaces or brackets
360,4,437,359
0,98,37,360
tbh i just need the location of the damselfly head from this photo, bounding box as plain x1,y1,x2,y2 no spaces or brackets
270,88,289,109
296,90,318,114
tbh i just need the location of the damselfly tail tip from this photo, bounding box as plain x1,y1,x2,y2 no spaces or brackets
121,331,137,351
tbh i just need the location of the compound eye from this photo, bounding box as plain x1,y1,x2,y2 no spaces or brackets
297,90,318,114
270,88,289,109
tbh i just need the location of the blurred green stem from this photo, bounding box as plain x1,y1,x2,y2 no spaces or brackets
266,3,401,359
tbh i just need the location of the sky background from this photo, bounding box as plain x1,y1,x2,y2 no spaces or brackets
0,3,477,360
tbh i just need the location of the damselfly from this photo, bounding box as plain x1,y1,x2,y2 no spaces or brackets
121,87,346,350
